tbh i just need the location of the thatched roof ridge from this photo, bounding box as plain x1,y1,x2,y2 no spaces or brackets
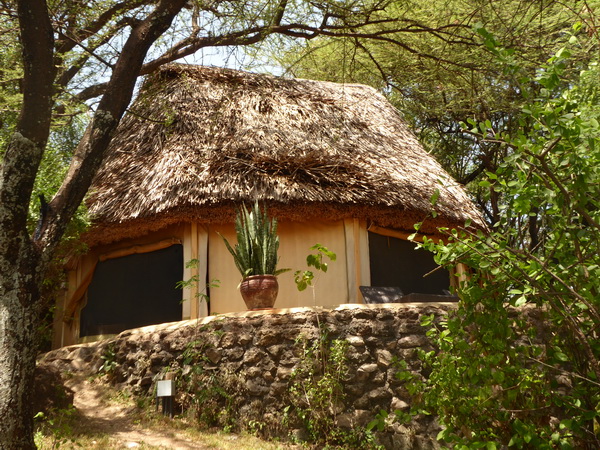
86,64,485,245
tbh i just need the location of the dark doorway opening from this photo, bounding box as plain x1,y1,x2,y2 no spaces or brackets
80,244,183,337
368,232,449,295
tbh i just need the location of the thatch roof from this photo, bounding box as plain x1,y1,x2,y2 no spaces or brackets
86,64,485,245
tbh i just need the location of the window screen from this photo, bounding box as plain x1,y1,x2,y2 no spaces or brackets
368,232,449,295
80,244,183,337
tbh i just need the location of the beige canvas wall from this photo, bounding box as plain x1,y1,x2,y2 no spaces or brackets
207,221,351,314
55,219,372,348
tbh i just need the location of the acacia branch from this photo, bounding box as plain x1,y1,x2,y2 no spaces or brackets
38,0,188,257
55,30,118,89
54,0,152,54
452,227,600,381
525,145,600,232
73,18,479,102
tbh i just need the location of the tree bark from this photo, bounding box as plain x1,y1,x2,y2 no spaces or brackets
0,239,42,449
0,0,186,447
0,0,54,444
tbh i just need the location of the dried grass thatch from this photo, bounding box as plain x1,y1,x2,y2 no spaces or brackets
86,64,485,245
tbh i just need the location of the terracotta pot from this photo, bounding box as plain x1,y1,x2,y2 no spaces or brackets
239,275,279,310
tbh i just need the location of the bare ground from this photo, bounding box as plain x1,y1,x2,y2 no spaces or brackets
65,375,211,449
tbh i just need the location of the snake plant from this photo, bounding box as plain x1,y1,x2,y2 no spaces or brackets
220,201,289,279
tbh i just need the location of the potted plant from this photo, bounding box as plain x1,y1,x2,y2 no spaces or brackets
220,201,289,310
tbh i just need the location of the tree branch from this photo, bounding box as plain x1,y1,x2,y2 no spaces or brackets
38,0,188,257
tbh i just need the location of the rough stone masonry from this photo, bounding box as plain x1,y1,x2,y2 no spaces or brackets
40,303,456,449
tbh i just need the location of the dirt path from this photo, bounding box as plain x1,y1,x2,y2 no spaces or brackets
66,376,207,449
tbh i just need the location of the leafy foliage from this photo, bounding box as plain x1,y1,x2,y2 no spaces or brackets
98,343,118,378
177,339,246,430
220,201,289,278
288,328,379,448
414,38,600,448
176,259,220,305
268,1,599,225
293,244,337,291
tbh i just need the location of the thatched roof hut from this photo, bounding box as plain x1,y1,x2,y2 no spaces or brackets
54,64,485,348
86,64,484,245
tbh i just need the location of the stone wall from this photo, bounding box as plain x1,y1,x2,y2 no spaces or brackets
40,303,455,448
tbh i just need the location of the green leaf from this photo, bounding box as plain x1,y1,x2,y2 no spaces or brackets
555,47,571,59
514,296,527,307
554,351,569,362
430,188,441,206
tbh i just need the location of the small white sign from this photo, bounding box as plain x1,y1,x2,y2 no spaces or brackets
157,380,174,397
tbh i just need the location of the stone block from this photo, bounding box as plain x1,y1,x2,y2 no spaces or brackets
358,363,377,373
69,346,93,362
139,376,152,387
358,363,378,374
354,394,371,409
226,347,245,361
349,319,373,336
354,368,371,383
385,340,398,352
266,344,284,358
336,409,373,429
376,309,395,321
397,322,422,334
269,381,288,396
268,315,290,326
353,309,376,319
396,348,417,360
219,332,236,348
371,371,385,385
263,370,275,382
205,347,222,364
345,383,365,396
368,387,392,401
346,347,369,364
243,347,267,365
245,366,262,378
376,349,393,367
346,335,365,347
333,311,352,322
279,355,300,367
276,366,294,381
249,317,264,327
398,335,429,348
246,379,269,395
238,333,253,346
391,397,409,411
150,350,172,365
257,330,281,347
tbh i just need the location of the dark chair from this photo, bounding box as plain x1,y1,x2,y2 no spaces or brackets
359,286,404,304
400,292,459,303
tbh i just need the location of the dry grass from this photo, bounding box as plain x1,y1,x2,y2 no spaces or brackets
34,377,296,450
85,64,485,246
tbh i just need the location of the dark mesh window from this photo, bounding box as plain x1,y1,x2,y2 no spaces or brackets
80,244,183,337
368,232,449,295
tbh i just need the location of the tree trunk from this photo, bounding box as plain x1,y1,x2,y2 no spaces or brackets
0,1,187,446
0,240,42,449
